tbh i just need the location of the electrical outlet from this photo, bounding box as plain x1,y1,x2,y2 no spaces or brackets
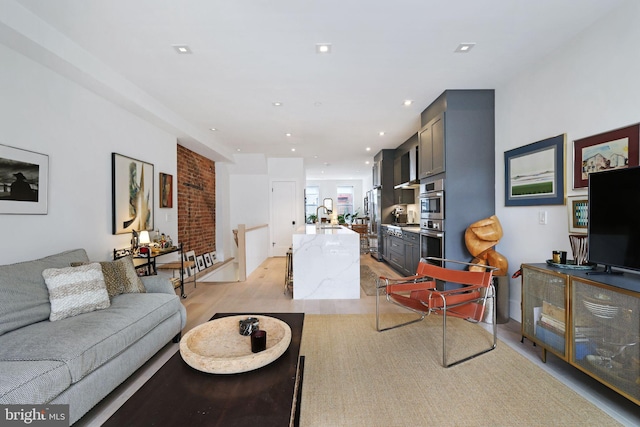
538,210,547,225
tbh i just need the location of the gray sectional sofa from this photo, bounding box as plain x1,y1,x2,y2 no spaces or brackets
0,249,187,424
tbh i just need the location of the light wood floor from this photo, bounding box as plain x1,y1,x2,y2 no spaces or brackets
77,254,640,426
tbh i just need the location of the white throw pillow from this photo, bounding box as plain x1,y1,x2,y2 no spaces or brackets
42,263,110,321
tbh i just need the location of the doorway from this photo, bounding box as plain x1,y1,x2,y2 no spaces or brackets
271,180,297,257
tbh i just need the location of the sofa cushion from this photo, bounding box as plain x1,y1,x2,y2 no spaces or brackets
117,256,146,294
0,360,71,404
70,257,143,298
0,249,90,336
0,293,182,383
42,263,110,321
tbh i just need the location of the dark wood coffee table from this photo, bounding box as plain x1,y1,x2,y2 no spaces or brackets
103,313,305,427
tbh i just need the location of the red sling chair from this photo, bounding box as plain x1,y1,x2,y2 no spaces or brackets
376,257,497,367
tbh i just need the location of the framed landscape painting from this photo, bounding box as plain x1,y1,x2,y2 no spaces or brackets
504,134,565,206
573,123,639,188
112,153,154,234
0,144,48,214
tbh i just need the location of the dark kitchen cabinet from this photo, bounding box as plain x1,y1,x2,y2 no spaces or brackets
388,235,405,273
393,155,416,204
418,90,495,264
418,113,444,179
403,231,420,275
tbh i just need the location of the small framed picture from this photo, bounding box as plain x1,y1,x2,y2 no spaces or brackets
0,144,49,214
203,252,213,268
196,255,205,272
209,251,217,263
567,195,588,234
185,250,197,276
159,173,173,208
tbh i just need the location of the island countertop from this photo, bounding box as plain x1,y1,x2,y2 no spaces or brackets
296,224,357,235
291,224,360,300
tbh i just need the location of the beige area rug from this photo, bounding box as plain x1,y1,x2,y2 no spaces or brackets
299,314,621,427
360,265,382,296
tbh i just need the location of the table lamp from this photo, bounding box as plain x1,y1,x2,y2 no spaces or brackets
139,230,151,246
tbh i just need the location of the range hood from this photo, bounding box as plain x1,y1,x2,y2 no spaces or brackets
394,146,420,189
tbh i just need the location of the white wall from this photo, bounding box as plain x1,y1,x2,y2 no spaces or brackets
495,0,640,321
0,43,178,264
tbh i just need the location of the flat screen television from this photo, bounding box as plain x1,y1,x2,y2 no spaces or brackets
588,165,640,274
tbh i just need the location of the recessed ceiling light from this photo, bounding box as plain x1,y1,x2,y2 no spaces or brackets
455,43,476,53
365,161,370,165
379,131,385,136
403,100,413,106
366,147,371,151
285,133,292,137
272,102,283,107
236,148,241,152
172,45,192,54
209,128,217,131
291,148,296,152
316,43,332,54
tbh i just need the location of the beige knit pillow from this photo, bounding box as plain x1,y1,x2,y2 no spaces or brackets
42,263,110,321
116,256,146,294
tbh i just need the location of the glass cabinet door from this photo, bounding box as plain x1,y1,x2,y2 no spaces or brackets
570,278,640,403
522,265,568,360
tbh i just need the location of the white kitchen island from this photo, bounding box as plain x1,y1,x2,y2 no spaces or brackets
292,224,360,299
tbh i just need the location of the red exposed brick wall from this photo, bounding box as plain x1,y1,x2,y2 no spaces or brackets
177,145,215,256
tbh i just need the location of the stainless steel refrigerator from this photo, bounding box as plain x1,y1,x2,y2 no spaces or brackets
369,188,382,260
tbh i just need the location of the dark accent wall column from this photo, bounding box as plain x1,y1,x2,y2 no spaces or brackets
177,145,216,255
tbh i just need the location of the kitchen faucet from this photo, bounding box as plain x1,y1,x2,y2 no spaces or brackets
316,206,328,222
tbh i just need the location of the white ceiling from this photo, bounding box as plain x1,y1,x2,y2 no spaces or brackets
13,0,623,180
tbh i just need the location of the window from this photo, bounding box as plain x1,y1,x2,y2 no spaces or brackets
336,186,354,215
305,186,319,221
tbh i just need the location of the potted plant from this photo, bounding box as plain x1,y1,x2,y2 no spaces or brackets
307,214,318,224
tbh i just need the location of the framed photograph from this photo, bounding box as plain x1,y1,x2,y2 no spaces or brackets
573,123,639,188
504,134,565,206
159,172,173,208
196,254,206,272
567,195,588,234
203,252,213,268
185,250,197,276
209,251,217,263
0,144,48,214
112,153,154,234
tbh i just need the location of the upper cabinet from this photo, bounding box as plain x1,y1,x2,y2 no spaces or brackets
418,113,444,179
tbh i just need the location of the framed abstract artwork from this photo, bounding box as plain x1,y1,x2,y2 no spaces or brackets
573,123,639,188
184,250,197,277
504,134,565,206
159,172,173,208
112,153,154,234
203,252,213,268
196,254,206,272
566,195,588,234
0,144,49,214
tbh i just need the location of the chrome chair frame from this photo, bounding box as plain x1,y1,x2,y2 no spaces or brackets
376,257,497,367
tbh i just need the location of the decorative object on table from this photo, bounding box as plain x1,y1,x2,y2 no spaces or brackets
569,234,589,265
552,250,567,264
159,172,173,208
573,123,639,189
203,252,213,268
112,153,154,234
0,144,49,214
504,134,565,206
251,330,267,353
464,215,508,275
567,195,588,234
196,254,205,272
545,259,595,270
239,317,259,336
179,315,292,374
